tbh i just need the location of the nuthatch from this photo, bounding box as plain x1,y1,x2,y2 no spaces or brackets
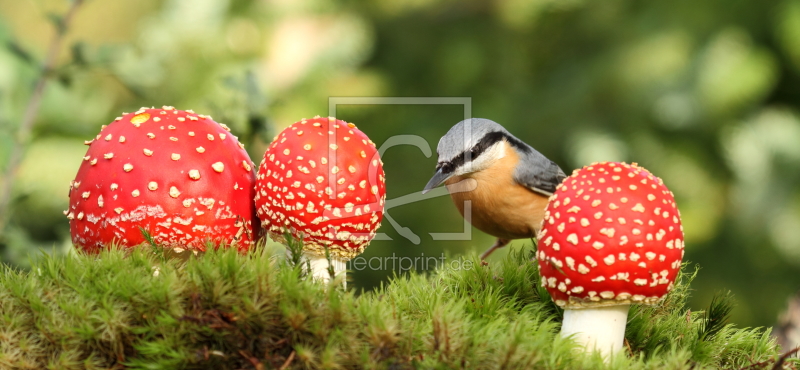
422,118,566,259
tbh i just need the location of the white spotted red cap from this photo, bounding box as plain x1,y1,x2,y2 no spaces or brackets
536,161,684,357
67,106,260,253
254,116,386,261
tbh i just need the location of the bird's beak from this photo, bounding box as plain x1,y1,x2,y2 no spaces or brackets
422,169,452,194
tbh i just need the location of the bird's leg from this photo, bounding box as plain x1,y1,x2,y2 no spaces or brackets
480,238,511,260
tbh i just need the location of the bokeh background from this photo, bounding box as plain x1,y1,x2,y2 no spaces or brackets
2,0,800,330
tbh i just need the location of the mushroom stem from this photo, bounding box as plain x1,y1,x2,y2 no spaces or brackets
560,304,630,359
302,251,347,287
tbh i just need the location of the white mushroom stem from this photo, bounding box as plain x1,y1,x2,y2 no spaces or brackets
301,251,347,287
560,304,630,360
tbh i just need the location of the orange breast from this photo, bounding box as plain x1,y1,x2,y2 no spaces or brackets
444,141,550,240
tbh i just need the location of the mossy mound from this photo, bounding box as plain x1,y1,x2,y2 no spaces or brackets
0,245,787,369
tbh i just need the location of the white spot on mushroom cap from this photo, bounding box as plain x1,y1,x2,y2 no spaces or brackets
566,233,578,245
212,162,225,173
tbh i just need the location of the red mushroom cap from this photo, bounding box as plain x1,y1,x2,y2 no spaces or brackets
537,162,684,308
68,106,259,253
254,116,386,260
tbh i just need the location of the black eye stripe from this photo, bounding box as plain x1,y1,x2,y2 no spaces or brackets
439,131,531,174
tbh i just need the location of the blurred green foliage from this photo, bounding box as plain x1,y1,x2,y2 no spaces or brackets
2,0,800,330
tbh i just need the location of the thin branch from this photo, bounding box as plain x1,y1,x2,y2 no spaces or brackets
738,347,800,370
0,0,84,236
278,351,295,370
772,347,800,370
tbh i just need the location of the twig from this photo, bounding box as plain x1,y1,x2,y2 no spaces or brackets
625,338,634,357
738,347,800,370
773,347,800,370
0,0,84,236
278,351,295,370
238,350,264,370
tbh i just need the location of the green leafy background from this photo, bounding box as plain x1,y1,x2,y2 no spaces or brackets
2,0,800,330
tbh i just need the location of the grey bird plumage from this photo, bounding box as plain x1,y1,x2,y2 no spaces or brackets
424,118,565,196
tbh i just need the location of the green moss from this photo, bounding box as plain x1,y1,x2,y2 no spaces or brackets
0,244,788,369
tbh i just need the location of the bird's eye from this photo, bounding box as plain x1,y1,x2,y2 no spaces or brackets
443,163,454,173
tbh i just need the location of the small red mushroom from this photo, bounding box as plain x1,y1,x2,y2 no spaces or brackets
67,106,259,254
254,116,386,282
536,161,684,358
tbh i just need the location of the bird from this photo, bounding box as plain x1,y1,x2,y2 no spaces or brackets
422,118,567,260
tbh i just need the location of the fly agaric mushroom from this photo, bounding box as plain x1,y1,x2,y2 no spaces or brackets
67,106,259,254
536,162,684,358
254,116,386,283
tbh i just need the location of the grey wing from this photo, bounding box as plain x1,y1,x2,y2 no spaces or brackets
512,150,567,197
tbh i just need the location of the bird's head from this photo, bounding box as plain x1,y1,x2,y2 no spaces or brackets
422,118,511,194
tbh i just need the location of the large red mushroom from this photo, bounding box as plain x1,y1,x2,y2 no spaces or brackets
255,116,386,283
67,106,259,254
536,162,684,358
